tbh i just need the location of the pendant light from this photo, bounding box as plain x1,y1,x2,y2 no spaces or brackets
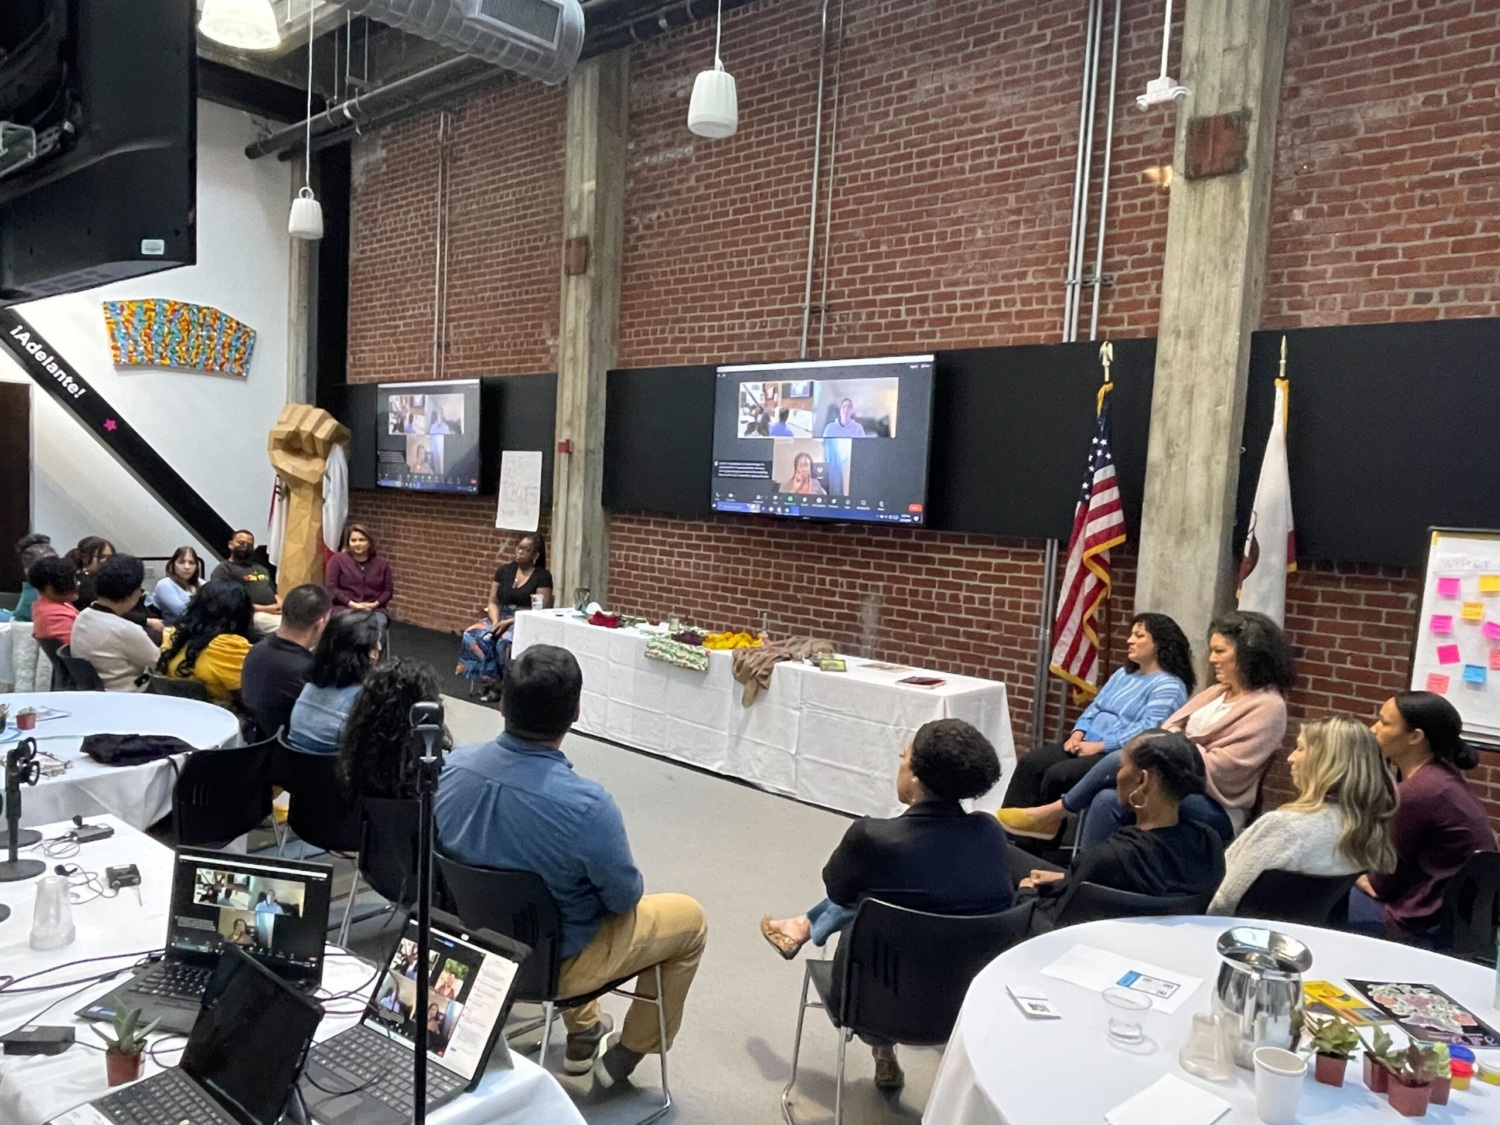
288,2,323,240
688,0,737,138
199,0,281,51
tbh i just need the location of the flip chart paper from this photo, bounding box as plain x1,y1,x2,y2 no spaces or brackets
1462,602,1485,621
1437,577,1462,598
1464,664,1487,685
495,451,543,532
1427,674,1450,693
1430,615,1454,634
1436,644,1461,665
1481,575,1500,594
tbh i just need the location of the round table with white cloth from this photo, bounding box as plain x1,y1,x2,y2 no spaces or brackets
924,915,1499,1125
0,691,242,829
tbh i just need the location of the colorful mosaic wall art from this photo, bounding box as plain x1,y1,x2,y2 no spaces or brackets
101,299,256,378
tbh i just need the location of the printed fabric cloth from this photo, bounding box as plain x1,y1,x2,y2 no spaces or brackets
644,636,710,673
731,637,836,705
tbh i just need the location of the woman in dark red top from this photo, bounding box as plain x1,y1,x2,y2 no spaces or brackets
324,523,394,622
1351,691,1496,939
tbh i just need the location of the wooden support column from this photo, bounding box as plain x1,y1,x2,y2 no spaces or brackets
552,52,628,605
1135,0,1291,650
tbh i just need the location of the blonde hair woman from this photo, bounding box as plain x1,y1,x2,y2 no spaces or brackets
1208,716,1396,914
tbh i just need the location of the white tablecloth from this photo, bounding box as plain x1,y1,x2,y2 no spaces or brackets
513,610,1017,818
924,916,1500,1125
0,692,242,830
0,818,584,1125
0,620,50,694
0,620,16,690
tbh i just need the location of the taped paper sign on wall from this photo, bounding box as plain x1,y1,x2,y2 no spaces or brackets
496,451,543,532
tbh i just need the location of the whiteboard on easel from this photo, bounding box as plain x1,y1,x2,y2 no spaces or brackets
1410,527,1500,747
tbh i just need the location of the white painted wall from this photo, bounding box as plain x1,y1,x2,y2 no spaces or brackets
0,100,295,566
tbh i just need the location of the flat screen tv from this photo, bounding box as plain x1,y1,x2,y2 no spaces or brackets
710,355,936,525
376,379,482,494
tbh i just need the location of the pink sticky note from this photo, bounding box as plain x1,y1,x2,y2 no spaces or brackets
1427,673,1451,694
1484,621,1500,641
1430,614,1454,635
1490,650,1500,671
1437,644,1461,665
1437,577,1461,598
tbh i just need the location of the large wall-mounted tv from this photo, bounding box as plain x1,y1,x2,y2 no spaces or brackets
375,379,482,494
710,354,936,525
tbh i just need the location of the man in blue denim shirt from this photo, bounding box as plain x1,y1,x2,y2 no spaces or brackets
435,644,708,1088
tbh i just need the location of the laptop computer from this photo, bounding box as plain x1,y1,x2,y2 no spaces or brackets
79,846,333,1035
56,944,324,1125
298,911,529,1125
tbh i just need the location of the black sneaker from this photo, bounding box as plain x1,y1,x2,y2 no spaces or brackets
563,1013,613,1075
592,1035,644,1090
873,1051,905,1091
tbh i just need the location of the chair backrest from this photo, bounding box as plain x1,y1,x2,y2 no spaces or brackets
277,738,362,853
1235,869,1359,926
58,645,105,691
1441,850,1500,966
433,854,563,1003
1052,882,1209,929
358,797,423,908
37,636,74,690
832,898,1035,1045
149,674,212,702
172,738,275,847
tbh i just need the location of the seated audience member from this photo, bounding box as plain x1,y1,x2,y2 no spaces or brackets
436,645,707,1090
240,584,331,739
323,523,394,622
1208,716,1396,914
1349,692,1498,940
457,534,553,703
210,529,282,633
1019,731,1227,929
150,546,203,625
27,556,80,645
286,610,384,754
1002,611,1293,851
12,533,56,622
158,580,260,704
70,554,158,691
1003,613,1194,820
337,657,448,800
760,719,1012,1091
67,536,115,608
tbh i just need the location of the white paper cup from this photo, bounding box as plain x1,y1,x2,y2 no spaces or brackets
530,594,545,610
1252,1046,1307,1124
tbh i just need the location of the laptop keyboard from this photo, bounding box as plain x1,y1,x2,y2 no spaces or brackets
97,1067,231,1125
129,961,212,1001
310,1026,464,1112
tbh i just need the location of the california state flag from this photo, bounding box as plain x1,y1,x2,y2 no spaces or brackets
1237,377,1295,626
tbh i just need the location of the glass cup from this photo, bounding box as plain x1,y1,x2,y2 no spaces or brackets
530,594,545,611
574,587,591,612
1178,1011,1235,1082
1102,986,1152,1044
668,614,683,634
30,874,76,951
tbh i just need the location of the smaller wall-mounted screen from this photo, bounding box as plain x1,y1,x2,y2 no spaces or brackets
711,355,935,525
376,379,482,494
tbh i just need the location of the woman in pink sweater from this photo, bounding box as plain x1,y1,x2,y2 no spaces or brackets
1000,611,1294,851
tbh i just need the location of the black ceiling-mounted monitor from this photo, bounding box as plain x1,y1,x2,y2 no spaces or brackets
0,0,196,305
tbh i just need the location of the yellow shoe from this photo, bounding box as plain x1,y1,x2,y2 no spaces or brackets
997,806,1063,840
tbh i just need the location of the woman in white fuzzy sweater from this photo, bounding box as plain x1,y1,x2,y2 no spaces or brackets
1209,715,1397,914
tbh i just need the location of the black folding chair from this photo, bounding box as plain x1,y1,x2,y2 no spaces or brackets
434,854,671,1124
1236,870,1359,926
781,898,1034,1125
1051,882,1210,929
148,674,212,702
1440,850,1500,966
57,645,104,691
37,636,74,691
349,797,423,936
272,736,363,940
171,737,275,847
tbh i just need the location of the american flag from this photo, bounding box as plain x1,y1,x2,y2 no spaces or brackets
1050,383,1126,698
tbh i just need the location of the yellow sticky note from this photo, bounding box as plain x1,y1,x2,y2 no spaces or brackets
1480,575,1500,594
1462,602,1484,621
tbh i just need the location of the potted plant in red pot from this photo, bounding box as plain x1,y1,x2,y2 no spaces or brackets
1361,1027,1397,1093
89,1007,159,1086
1386,1044,1434,1118
1421,1044,1451,1106
1304,1015,1360,1087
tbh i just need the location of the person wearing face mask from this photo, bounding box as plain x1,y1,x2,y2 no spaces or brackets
210,530,282,634
1019,731,1227,930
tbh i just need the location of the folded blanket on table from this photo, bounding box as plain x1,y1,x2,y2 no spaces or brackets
731,637,836,705
644,636,710,672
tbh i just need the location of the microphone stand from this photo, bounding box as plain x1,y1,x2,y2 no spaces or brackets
408,701,445,1125
0,738,46,889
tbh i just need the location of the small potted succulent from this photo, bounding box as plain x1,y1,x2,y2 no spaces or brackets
14,706,36,731
90,1007,159,1086
1361,1026,1397,1093
1384,1044,1434,1118
1304,1014,1361,1087
1421,1043,1452,1106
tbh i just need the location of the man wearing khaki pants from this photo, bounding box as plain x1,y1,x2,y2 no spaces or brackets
435,644,708,1087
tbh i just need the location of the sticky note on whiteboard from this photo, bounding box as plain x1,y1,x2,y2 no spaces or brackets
1490,650,1500,671
1484,621,1500,641
1481,575,1500,594
1437,644,1461,665
1430,615,1454,634
1462,602,1485,621
1437,577,1462,598
1463,664,1487,685
1427,673,1450,694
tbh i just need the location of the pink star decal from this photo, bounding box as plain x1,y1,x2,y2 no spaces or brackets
103,419,117,432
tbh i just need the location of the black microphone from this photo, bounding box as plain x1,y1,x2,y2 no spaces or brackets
406,699,445,1125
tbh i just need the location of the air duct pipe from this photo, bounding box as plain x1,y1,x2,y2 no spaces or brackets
339,0,585,84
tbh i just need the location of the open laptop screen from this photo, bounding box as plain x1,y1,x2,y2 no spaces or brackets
168,848,332,983
362,916,523,1084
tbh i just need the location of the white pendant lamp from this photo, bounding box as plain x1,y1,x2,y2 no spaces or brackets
199,0,281,52
688,0,737,138
288,3,323,241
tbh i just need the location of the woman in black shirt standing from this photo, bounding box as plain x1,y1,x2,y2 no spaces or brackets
457,535,553,701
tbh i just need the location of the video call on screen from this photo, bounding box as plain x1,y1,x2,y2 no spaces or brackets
711,356,936,525
170,857,328,974
376,380,482,494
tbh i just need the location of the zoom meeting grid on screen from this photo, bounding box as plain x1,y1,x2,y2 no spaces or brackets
711,355,936,525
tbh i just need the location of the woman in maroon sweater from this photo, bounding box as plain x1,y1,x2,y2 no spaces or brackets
324,524,394,622
1351,691,1496,940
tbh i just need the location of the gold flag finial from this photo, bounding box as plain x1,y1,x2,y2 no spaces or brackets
1100,339,1114,383
1278,335,1288,380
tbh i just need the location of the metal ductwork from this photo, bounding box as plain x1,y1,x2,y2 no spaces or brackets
339,0,585,84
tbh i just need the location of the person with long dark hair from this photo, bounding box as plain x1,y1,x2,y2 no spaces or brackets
1349,691,1496,939
1003,613,1195,823
158,579,259,703
150,546,202,625
457,534,553,702
337,657,450,799
67,536,115,607
286,610,385,754
324,523,394,621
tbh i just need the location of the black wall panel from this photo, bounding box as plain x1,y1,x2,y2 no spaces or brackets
602,364,717,517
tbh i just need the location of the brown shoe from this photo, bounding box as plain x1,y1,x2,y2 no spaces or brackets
759,915,806,960
873,1049,904,1091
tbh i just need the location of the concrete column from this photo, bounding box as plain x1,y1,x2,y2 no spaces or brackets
1135,0,1292,652
551,52,628,606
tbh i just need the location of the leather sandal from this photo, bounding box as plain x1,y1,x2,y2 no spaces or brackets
760,915,805,960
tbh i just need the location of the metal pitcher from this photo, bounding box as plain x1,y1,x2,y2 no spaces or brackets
1212,927,1313,1069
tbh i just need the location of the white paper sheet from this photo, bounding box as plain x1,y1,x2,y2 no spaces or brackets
1104,1074,1229,1125
495,450,543,531
1039,943,1204,1014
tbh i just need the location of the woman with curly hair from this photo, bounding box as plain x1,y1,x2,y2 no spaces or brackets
286,610,385,754
1003,612,1194,823
158,579,259,703
337,657,450,800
